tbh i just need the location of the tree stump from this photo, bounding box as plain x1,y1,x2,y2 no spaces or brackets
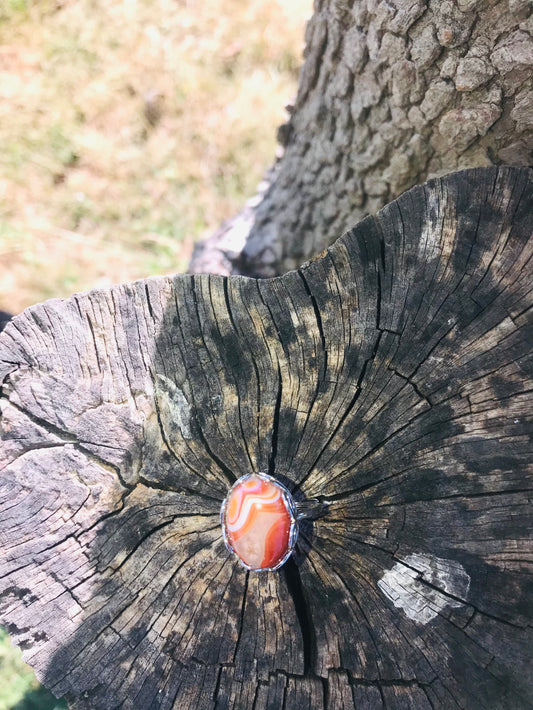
1,166,532,709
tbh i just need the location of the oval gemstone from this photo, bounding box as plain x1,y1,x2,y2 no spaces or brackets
221,473,297,571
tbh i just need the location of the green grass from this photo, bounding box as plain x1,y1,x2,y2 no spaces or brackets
0,0,28,21
0,629,67,710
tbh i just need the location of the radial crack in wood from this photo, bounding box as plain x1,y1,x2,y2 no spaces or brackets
0,167,532,709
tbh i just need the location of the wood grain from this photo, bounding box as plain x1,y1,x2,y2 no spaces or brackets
1,167,532,709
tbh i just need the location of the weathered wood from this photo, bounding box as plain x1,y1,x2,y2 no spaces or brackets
0,166,532,709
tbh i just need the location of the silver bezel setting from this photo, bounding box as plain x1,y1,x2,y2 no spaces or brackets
220,472,299,572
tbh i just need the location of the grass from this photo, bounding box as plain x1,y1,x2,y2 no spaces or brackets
0,0,310,705
0,0,311,314
0,629,66,710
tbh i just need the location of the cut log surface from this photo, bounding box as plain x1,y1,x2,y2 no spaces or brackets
0,167,532,710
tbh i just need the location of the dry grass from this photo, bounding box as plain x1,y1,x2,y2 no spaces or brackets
0,1,310,703
0,0,311,313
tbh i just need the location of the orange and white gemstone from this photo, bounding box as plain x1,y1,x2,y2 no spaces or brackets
221,473,298,571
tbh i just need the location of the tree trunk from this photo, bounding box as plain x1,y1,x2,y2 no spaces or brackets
190,0,533,278
1,167,532,709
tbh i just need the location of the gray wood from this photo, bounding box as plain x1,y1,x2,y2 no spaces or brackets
0,166,532,709
190,0,533,278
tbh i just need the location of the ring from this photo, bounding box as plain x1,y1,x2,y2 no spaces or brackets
220,472,325,571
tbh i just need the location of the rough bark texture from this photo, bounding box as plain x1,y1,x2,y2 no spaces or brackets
190,0,533,278
0,167,532,709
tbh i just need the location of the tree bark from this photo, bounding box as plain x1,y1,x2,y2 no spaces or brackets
0,167,532,709
190,0,533,278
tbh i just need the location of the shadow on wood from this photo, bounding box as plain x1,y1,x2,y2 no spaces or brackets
0,311,12,333
0,167,532,709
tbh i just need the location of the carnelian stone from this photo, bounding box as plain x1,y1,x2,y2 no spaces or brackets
221,473,297,571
